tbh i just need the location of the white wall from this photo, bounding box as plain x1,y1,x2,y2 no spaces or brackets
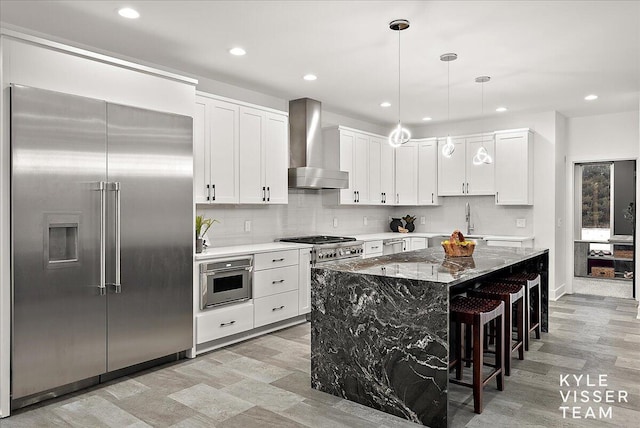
555,112,568,297
0,33,196,417
564,111,639,297
418,110,564,299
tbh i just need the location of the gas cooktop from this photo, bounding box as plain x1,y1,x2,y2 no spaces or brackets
279,235,357,245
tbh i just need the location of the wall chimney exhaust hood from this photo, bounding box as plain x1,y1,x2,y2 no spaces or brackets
288,98,349,189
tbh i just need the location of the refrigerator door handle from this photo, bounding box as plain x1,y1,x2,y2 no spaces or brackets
98,181,107,296
114,182,122,293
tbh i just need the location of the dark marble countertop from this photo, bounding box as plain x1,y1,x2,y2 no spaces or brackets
314,246,549,286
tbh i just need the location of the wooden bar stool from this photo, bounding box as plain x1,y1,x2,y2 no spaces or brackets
449,296,505,414
501,273,541,351
469,282,525,376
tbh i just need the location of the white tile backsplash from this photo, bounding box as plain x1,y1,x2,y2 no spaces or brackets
198,191,534,248
391,195,534,236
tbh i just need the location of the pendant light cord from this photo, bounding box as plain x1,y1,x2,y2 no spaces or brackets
397,29,401,126
447,59,450,123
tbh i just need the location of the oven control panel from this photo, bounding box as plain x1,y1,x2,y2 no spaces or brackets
315,245,364,261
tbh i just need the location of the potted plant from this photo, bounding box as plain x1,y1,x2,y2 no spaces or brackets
195,215,219,253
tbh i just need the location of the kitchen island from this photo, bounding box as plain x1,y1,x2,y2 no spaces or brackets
311,246,549,427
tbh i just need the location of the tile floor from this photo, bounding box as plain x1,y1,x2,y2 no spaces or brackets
2,294,639,428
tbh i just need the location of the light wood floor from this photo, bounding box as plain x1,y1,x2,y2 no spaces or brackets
3,294,639,428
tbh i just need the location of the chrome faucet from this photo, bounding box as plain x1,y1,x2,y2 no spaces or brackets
465,202,475,235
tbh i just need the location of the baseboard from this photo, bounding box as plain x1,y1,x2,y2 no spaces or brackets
550,282,566,301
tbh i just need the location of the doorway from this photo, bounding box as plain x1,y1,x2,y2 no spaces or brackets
572,161,635,298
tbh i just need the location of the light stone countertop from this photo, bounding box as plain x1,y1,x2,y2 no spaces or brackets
352,232,534,242
195,242,313,261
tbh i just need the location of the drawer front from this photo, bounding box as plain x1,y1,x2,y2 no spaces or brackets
486,240,522,248
254,249,299,271
253,265,298,299
254,290,299,328
364,240,383,257
196,302,254,344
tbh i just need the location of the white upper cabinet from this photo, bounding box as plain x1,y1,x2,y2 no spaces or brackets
325,127,372,205
437,137,466,196
494,129,533,205
264,112,289,204
239,106,289,204
379,139,396,205
465,135,495,195
437,135,495,196
194,95,240,204
353,133,370,204
239,106,265,203
337,128,356,204
369,135,395,205
416,138,440,205
394,142,418,205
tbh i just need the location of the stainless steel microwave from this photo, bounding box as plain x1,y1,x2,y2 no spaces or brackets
200,256,252,309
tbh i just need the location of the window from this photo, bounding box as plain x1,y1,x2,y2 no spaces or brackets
580,162,612,242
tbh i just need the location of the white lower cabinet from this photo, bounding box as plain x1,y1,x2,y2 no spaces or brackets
298,248,312,315
196,302,254,343
195,247,310,351
364,240,383,258
254,249,299,270
253,265,298,298
254,290,299,328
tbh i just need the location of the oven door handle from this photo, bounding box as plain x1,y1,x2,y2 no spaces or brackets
204,265,253,275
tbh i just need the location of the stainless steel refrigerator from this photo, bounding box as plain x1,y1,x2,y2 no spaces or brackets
10,85,193,406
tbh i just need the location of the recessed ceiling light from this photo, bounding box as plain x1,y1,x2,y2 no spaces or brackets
422,117,432,121
118,7,140,19
584,94,598,101
303,74,317,81
496,107,508,112
229,47,246,56
380,102,391,108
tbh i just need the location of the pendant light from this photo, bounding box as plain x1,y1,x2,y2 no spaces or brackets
388,19,411,148
440,53,457,157
473,75,493,165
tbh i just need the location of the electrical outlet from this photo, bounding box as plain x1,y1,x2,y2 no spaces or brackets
516,218,526,228
363,216,368,226
333,217,338,228
420,216,426,225
244,220,251,232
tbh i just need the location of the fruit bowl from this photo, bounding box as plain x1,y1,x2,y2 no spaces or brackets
441,230,476,257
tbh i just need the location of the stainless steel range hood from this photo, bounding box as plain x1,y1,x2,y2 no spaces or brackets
288,98,348,189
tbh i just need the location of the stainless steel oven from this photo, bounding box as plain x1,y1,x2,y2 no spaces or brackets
200,256,252,309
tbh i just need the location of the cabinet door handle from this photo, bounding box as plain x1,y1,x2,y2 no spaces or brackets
267,186,270,202
396,193,399,204
370,246,379,250
220,320,236,327
262,186,266,201
462,182,465,194
356,190,360,203
496,191,499,203
272,279,285,284
212,184,216,201
354,191,357,203
272,305,285,311
431,192,434,203
206,184,211,201
272,258,285,262
466,182,469,193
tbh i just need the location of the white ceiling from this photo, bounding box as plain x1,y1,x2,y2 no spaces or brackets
1,1,639,126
